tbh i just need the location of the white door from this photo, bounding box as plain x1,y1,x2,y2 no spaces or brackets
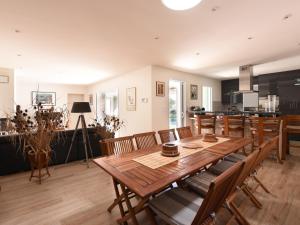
67,94,84,129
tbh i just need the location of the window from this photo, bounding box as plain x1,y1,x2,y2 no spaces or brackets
98,90,118,118
202,86,212,111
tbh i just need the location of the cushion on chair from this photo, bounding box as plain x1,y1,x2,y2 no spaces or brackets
208,160,235,175
224,153,246,163
149,188,203,225
185,171,217,196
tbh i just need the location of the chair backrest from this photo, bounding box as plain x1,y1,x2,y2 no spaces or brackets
249,116,281,145
223,115,245,137
133,131,158,150
102,136,135,156
252,136,279,171
192,161,244,225
284,115,300,127
196,115,216,135
234,150,260,188
157,129,177,144
176,126,193,139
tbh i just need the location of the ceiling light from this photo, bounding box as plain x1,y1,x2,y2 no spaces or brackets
154,36,160,40
17,54,22,57
283,14,292,20
161,0,203,11
196,52,200,56
15,29,20,33
211,6,220,12
248,37,254,40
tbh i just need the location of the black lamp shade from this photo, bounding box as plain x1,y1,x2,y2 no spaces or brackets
71,102,91,113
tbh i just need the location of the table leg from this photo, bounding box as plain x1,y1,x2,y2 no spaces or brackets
111,178,127,224
119,183,139,225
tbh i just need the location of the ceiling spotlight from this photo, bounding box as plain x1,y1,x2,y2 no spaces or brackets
154,36,160,40
161,0,203,11
15,29,21,33
248,37,254,40
283,14,292,20
17,54,22,57
211,6,220,12
196,52,200,56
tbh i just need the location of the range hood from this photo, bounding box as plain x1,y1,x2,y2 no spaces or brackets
238,65,254,93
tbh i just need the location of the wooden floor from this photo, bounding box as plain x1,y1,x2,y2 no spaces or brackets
0,149,299,225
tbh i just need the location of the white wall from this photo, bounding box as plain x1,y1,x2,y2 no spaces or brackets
15,77,88,111
88,66,152,136
0,68,14,117
151,66,221,131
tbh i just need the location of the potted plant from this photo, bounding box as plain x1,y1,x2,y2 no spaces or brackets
89,112,124,155
7,104,64,184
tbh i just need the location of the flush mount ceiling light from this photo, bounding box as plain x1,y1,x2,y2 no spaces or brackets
161,0,203,11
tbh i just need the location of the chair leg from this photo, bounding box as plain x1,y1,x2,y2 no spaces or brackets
145,207,158,225
226,201,250,225
242,185,262,209
253,175,271,194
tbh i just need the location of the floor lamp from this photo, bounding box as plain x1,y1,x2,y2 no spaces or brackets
65,102,94,168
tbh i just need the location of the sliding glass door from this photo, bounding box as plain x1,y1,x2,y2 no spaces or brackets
169,80,184,129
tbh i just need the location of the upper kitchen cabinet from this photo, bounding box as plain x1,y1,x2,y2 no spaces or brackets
221,79,239,104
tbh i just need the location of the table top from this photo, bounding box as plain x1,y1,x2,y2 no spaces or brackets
93,136,252,197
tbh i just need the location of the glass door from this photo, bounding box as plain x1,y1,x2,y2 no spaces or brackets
169,80,184,128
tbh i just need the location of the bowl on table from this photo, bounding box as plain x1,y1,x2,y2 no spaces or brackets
161,143,180,157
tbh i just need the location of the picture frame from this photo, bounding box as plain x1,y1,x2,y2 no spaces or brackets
126,87,136,111
190,84,198,100
31,91,56,106
0,75,9,83
156,81,165,97
89,94,93,106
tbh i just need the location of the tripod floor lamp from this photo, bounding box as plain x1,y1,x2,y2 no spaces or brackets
65,102,93,168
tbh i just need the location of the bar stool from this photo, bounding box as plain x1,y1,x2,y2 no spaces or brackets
223,115,245,137
196,114,216,135
283,115,300,160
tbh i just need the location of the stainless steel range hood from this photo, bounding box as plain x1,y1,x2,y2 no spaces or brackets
238,65,254,93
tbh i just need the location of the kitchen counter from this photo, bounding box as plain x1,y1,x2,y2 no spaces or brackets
188,111,282,117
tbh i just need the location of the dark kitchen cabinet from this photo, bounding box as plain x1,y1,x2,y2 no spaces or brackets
279,85,300,114
221,79,239,104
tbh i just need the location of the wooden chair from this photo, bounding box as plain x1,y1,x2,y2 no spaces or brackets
133,131,158,150
249,116,281,162
101,136,135,215
158,128,177,144
176,126,193,139
283,115,300,159
196,115,216,135
146,161,243,225
249,136,279,194
185,150,260,225
223,115,245,137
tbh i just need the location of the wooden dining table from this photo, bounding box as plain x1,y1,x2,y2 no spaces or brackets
93,135,252,225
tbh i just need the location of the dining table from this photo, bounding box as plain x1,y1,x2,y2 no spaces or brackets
93,135,252,225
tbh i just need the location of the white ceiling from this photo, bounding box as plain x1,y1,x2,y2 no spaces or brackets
0,0,300,84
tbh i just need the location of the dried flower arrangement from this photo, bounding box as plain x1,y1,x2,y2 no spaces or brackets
7,103,65,183
89,112,125,139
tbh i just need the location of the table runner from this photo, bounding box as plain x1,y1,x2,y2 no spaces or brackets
133,137,229,169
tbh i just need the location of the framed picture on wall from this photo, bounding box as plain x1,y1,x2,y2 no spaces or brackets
89,94,93,106
126,87,136,111
190,84,198,100
156,81,165,97
31,91,56,106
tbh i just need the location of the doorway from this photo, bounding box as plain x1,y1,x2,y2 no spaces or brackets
67,94,85,129
169,80,185,129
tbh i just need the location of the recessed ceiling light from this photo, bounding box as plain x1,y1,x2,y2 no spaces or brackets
17,54,22,57
196,52,200,56
248,37,254,40
154,36,160,40
161,0,203,11
211,6,220,12
14,29,20,33
283,14,292,20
